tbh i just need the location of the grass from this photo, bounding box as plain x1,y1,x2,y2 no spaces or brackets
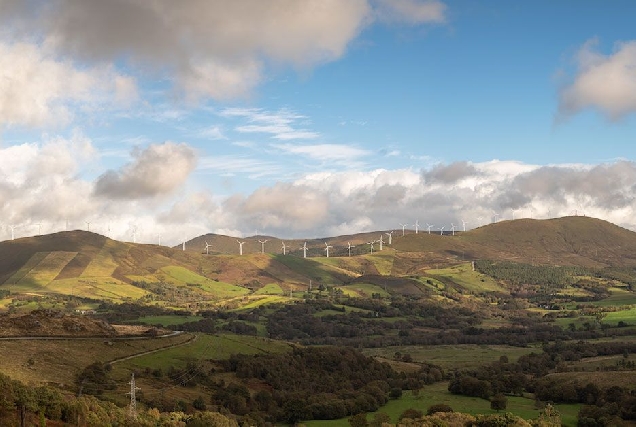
305,386,580,427
14,252,77,289
254,283,284,295
363,251,395,275
594,287,636,307
235,295,290,310
363,344,540,370
81,241,119,277
47,277,148,301
338,283,390,298
426,263,506,294
117,333,292,371
4,252,49,284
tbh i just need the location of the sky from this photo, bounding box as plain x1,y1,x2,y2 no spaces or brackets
1,0,636,245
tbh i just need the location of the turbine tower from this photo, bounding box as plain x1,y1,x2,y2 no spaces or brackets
367,240,376,254
182,239,186,251
493,213,499,223
204,242,211,255
237,240,245,255
258,239,268,254
281,241,288,255
378,234,384,251
399,223,407,236
347,242,355,257
440,225,445,236
85,221,91,232
324,242,333,257
414,220,420,234
302,242,308,258
426,223,434,234
385,231,393,245
461,219,467,232
36,222,42,235
9,224,20,241
450,223,456,236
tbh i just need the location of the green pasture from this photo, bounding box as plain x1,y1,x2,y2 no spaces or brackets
363,251,395,275
594,287,636,307
47,277,147,301
426,263,506,293
236,295,290,310
4,252,49,284
339,283,390,298
603,308,636,326
363,344,539,370
119,333,291,371
305,386,579,427
254,283,284,295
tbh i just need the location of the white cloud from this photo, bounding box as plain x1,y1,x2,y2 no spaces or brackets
0,42,137,128
272,143,371,162
222,107,320,140
198,155,282,179
558,38,636,121
94,142,197,199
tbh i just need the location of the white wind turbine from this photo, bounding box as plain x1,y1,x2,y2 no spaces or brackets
324,242,333,258
258,239,268,254
301,242,308,258
378,234,384,251
440,225,445,235
385,231,393,245
85,221,91,232
399,223,407,236
36,222,42,235
157,234,162,246
414,220,420,234
493,213,499,223
182,239,186,251
426,223,434,234
281,241,288,255
237,240,245,256
461,219,467,232
367,240,376,254
347,242,355,257
9,224,21,241
450,223,456,236
204,242,211,255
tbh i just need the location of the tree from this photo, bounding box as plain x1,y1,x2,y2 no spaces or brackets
399,408,423,421
490,393,507,412
349,413,368,427
427,403,453,415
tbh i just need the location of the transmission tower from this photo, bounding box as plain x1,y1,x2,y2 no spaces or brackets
127,373,141,419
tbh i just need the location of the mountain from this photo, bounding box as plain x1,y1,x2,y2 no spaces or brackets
1,216,636,304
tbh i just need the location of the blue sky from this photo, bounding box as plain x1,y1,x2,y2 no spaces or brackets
1,0,636,244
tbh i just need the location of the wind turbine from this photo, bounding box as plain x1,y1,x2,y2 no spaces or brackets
258,239,268,254
385,231,393,245
182,239,186,251
426,223,434,234
450,223,456,236
301,242,308,258
132,226,137,244
440,225,445,236
378,234,384,251
324,242,333,257
281,241,288,255
399,223,407,236
157,234,162,246
414,220,420,234
85,221,91,232
36,222,42,235
9,224,21,241
204,242,211,255
347,242,355,257
237,240,245,256
461,219,467,232
493,213,499,223
367,240,376,254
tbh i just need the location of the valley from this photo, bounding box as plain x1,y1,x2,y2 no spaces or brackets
2,216,636,426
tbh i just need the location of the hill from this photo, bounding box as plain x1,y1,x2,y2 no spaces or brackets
1,216,636,306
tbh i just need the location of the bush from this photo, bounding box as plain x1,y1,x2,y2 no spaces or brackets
427,403,453,415
399,408,424,421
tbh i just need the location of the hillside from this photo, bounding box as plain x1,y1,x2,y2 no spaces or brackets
1,217,636,306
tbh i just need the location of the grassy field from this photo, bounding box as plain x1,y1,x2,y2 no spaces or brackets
594,287,636,307
363,251,395,275
254,283,284,295
338,283,390,298
426,263,506,293
116,333,292,371
0,333,194,386
305,386,580,427
363,344,540,370
47,277,148,301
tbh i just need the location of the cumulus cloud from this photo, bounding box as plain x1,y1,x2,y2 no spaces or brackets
0,42,137,128
0,0,447,104
94,142,197,199
423,161,479,184
558,38,636,120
